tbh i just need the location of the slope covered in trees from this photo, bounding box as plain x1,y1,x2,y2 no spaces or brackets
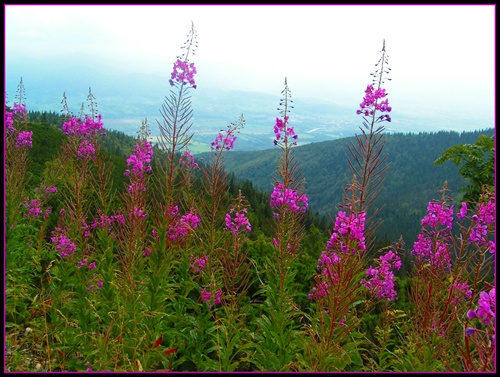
213,128,495,244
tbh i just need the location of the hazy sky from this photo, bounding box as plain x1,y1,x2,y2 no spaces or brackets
4,4,495,124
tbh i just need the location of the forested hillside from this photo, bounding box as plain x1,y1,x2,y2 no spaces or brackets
210,128,495,245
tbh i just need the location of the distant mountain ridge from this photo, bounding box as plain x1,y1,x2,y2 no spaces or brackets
7,58,494,153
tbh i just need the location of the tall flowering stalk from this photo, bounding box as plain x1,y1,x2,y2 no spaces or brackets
346,39,391,253
199,116,245,258
56,91,107,244
252,78,307,371
154,21,198,217
5,78,32,228
112,122,154,287
303,42,393,370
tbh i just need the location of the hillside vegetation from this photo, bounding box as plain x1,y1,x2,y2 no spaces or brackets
213,128,494,244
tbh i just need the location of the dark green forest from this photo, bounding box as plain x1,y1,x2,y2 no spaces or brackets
215,128,495,246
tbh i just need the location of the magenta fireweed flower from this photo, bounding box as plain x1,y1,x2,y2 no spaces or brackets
50,228,76,258
127,181,146,194
465,327,477,336
269,183,308,214
200,287,212,303
308,281,330,301
130,208,148,219
62,114,105,138
13,103,27,118
143,247,152,257
356,84,392,122
211,127,237,151
168,205,180,218
78,259,88,267
411,234,452,270
125,140,154,178
486,240,495,254
273,116,298,146
457,202,468,219
89,262,96,270
91,214,113,231
15,130,33,148
5,103,28,132
23,198,42,219
450,281,472,306
325,211,367,253
190,255,208,273
469,223,489,245
112,214,126,226
5,108,15,133
44,186,58,195
467,200,495,247
468,287,495,326
421,202,454,231
77,139,96,160
412,200,455,269
224,207,252,235
179,150,199,169
361,249,402,302
169,59,197,87
214,289,223,305
181,212,201,229
166,211,200,241
43,209,52,220
478,200,495,224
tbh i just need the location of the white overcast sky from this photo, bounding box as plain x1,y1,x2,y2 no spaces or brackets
4,4,496,122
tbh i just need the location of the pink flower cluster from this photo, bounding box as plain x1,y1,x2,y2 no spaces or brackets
211,127,237,151
91,214,114,232
190,255,208,273
467,201,495,252
15,131,33,148
5,109,15,133
62,115,105,160
125,140,154,178
361,249,402,302
43,186,58,194
200,287,223,307
130,207,148,219
467,287,495,326
23,198,42,219
307,281,329,301
77,259,96,270
62,114,105,138
421,202,454,232
356,84,392,122
412,201,454,269
5,103,28,134
179,150,199,169
269,183,308,214
169,59,197,88
326,211,367,253
166,207,201,241
224,207,252,235
62,114,103,137
77,139,96,160
412,234,452,270
50,228,76,258
273,116,298,146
